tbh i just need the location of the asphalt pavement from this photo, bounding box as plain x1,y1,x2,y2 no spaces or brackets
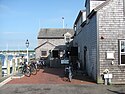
0,84,125,94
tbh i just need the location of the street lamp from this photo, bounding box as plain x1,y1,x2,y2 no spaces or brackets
25,39,29,64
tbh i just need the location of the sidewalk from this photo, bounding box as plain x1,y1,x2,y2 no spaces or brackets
7,67,95,84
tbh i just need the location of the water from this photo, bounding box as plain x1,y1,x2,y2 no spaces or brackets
0,54,13,66
0,54,5,66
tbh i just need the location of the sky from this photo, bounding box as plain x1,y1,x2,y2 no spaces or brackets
0,0,86,51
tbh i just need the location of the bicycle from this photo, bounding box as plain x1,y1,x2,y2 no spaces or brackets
18,62,31,77
29,62,37,75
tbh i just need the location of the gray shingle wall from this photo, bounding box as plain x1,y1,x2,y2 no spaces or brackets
73,14,98,81
98,0,125,83
36,38,66,59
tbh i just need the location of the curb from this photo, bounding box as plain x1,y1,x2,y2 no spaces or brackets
11,75,24,79
0,77,12,87
0,74,24,87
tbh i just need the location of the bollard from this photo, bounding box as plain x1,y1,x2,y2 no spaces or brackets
104,74,112,85
12,59,16,75
104,78,108,85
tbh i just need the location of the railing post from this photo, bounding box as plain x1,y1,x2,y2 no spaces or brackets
7,60,10,76
12,59,16,75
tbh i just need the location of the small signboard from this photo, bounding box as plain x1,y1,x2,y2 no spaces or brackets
61,59,69,64
106,51,115,60
104,74,113,79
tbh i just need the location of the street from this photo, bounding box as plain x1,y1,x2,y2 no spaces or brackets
0,84,125,94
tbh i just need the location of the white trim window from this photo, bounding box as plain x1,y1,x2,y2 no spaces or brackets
119,40,125,65
64,32,71,43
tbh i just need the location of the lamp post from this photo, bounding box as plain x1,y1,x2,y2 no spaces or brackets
25,39,29,64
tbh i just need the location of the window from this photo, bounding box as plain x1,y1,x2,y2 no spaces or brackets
119,40,125,65
64,32,71,43
66,36,70,43
41,51,47,56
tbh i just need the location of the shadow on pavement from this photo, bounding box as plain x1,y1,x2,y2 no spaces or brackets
42,67,95,83
107,89,125,94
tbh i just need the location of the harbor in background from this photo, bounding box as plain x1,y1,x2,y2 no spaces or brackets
0,50,35,77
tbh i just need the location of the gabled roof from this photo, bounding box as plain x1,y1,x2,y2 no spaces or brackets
85,0,107,7
38,28,74,39
34,41,56,50
88,0,111,18
74,10,86,25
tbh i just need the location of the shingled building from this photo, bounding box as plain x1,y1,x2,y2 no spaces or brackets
73,0,125,84
35,28,74,67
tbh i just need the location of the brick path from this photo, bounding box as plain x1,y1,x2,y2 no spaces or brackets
7,68,95,84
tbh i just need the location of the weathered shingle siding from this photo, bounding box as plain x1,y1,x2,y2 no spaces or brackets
36,38,66,59
38,39,65,47
98,0,125,83
74,14,98,81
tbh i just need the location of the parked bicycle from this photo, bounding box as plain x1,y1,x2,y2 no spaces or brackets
29,61,37,75
37,60,45,70
18,62,31,77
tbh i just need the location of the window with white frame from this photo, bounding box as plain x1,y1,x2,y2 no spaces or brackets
119,40,125,65
66,36,70,43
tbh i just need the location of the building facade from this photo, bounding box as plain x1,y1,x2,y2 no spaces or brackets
73,0,125,84
35,28,74,67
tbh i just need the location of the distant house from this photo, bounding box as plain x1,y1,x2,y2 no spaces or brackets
73,0,125,84
35,28,74,67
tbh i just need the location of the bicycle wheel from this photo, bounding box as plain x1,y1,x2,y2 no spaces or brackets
24,68,31,77
30,66,37,75
18,67,23,74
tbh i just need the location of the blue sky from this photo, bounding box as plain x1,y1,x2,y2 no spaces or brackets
0,0,85,51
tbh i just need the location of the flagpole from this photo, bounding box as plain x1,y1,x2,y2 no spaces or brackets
62,17,64,28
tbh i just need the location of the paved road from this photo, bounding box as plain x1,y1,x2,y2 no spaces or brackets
0,84,125,94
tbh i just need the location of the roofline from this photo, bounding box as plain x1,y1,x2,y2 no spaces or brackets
34,41,56,50
87,0,111,19
39,28,73,30
85,0,87,7
85,0,107,7
74,10,86,25
94,0,111,11
37,37,64,39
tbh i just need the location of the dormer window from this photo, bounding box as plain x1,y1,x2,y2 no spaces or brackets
64,32,71,43
66,36,70,43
